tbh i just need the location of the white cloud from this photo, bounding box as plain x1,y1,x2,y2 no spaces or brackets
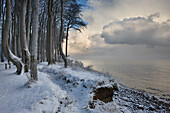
101,13,170,47
69,0,170,57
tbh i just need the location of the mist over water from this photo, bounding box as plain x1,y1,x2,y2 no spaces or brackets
72,56,170,99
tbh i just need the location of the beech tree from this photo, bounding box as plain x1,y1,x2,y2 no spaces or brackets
11,0,17,56
1,0,5,62
64,1,86,57
30,0,39,81
59,0,67,68
46,0,54,65
2,0,22,74
0,0,86,76
20,0,30,72
16,0,22,58
26,0,31,47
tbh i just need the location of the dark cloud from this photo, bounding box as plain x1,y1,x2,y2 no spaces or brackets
148,12,160,21
101,13,170,47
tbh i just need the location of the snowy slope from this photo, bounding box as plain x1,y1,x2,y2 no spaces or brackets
39,62,120,113
0,63,68,113
0,62,119,113
0,62,169,113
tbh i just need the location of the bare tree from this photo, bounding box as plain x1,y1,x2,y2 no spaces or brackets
1,0,5,62
0,0,87,69
30,0,39,81
46,0,54,65
64,2,86,57
16,0,22,58
59,0,67,68
26,0,31,47
11,0,17,55
40,7,46,62
2,0,22,75
20,0,30,72
0,0,1,21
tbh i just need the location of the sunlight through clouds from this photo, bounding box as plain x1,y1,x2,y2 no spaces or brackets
69,0,170,57
101,13,170,47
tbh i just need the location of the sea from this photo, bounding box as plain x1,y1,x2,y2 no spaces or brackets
72,57,170,100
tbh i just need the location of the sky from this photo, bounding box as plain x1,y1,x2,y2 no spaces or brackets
68,0,170,60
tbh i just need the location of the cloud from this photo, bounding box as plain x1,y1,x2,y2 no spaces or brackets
101,13,170,47
148,12,160,21
69,0,170,58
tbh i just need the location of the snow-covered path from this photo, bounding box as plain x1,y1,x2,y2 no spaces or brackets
0,64,30,112
0,63,68,113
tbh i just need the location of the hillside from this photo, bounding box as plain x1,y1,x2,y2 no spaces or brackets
0,61,169,113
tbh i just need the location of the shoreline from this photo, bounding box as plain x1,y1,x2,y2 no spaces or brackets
69,59,170,102
0,61,169,112
68,59,170,106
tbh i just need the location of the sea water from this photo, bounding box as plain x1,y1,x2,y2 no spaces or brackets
77,58,170,100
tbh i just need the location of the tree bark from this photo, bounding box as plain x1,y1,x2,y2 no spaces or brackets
0,0,1,62
13,0,17,55
65,24,69,57
39,17,44,62
1,1,5,62
2,0,22,75
0,0,1,22
26,0,31,47
16,0,22,58
59,0,67,68
29,15,32,52
12,8,17,55
40,5,46,62
40,30,45,62
37,23,41,62
30,0,39,81
47,0,53,65
20,0,30,72
8,22,10,47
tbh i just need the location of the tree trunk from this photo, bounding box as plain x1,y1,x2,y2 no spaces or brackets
1,1,5,62
40,30,45,62
30,0,39,81
37,26,41,62
55,46,57,61
29,15,32,52
2,0,22,75
8,27,11,47
0,0,1,62
59,0,67,68
52,21,56,63
12,9,17,55
20,0,30,72
12,0,17,55
47,0,53,65
40,18,45,62
16,0,22,58
26,0,31,47
41,5,46,62
65,24,69,57
0,0,1,22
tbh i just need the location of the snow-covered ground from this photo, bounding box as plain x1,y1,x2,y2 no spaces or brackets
0,61,169,113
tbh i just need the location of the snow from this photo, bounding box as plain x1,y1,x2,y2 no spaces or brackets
39,63,120,113
9,50,22,62
0,64,65,113
0,62,169,113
